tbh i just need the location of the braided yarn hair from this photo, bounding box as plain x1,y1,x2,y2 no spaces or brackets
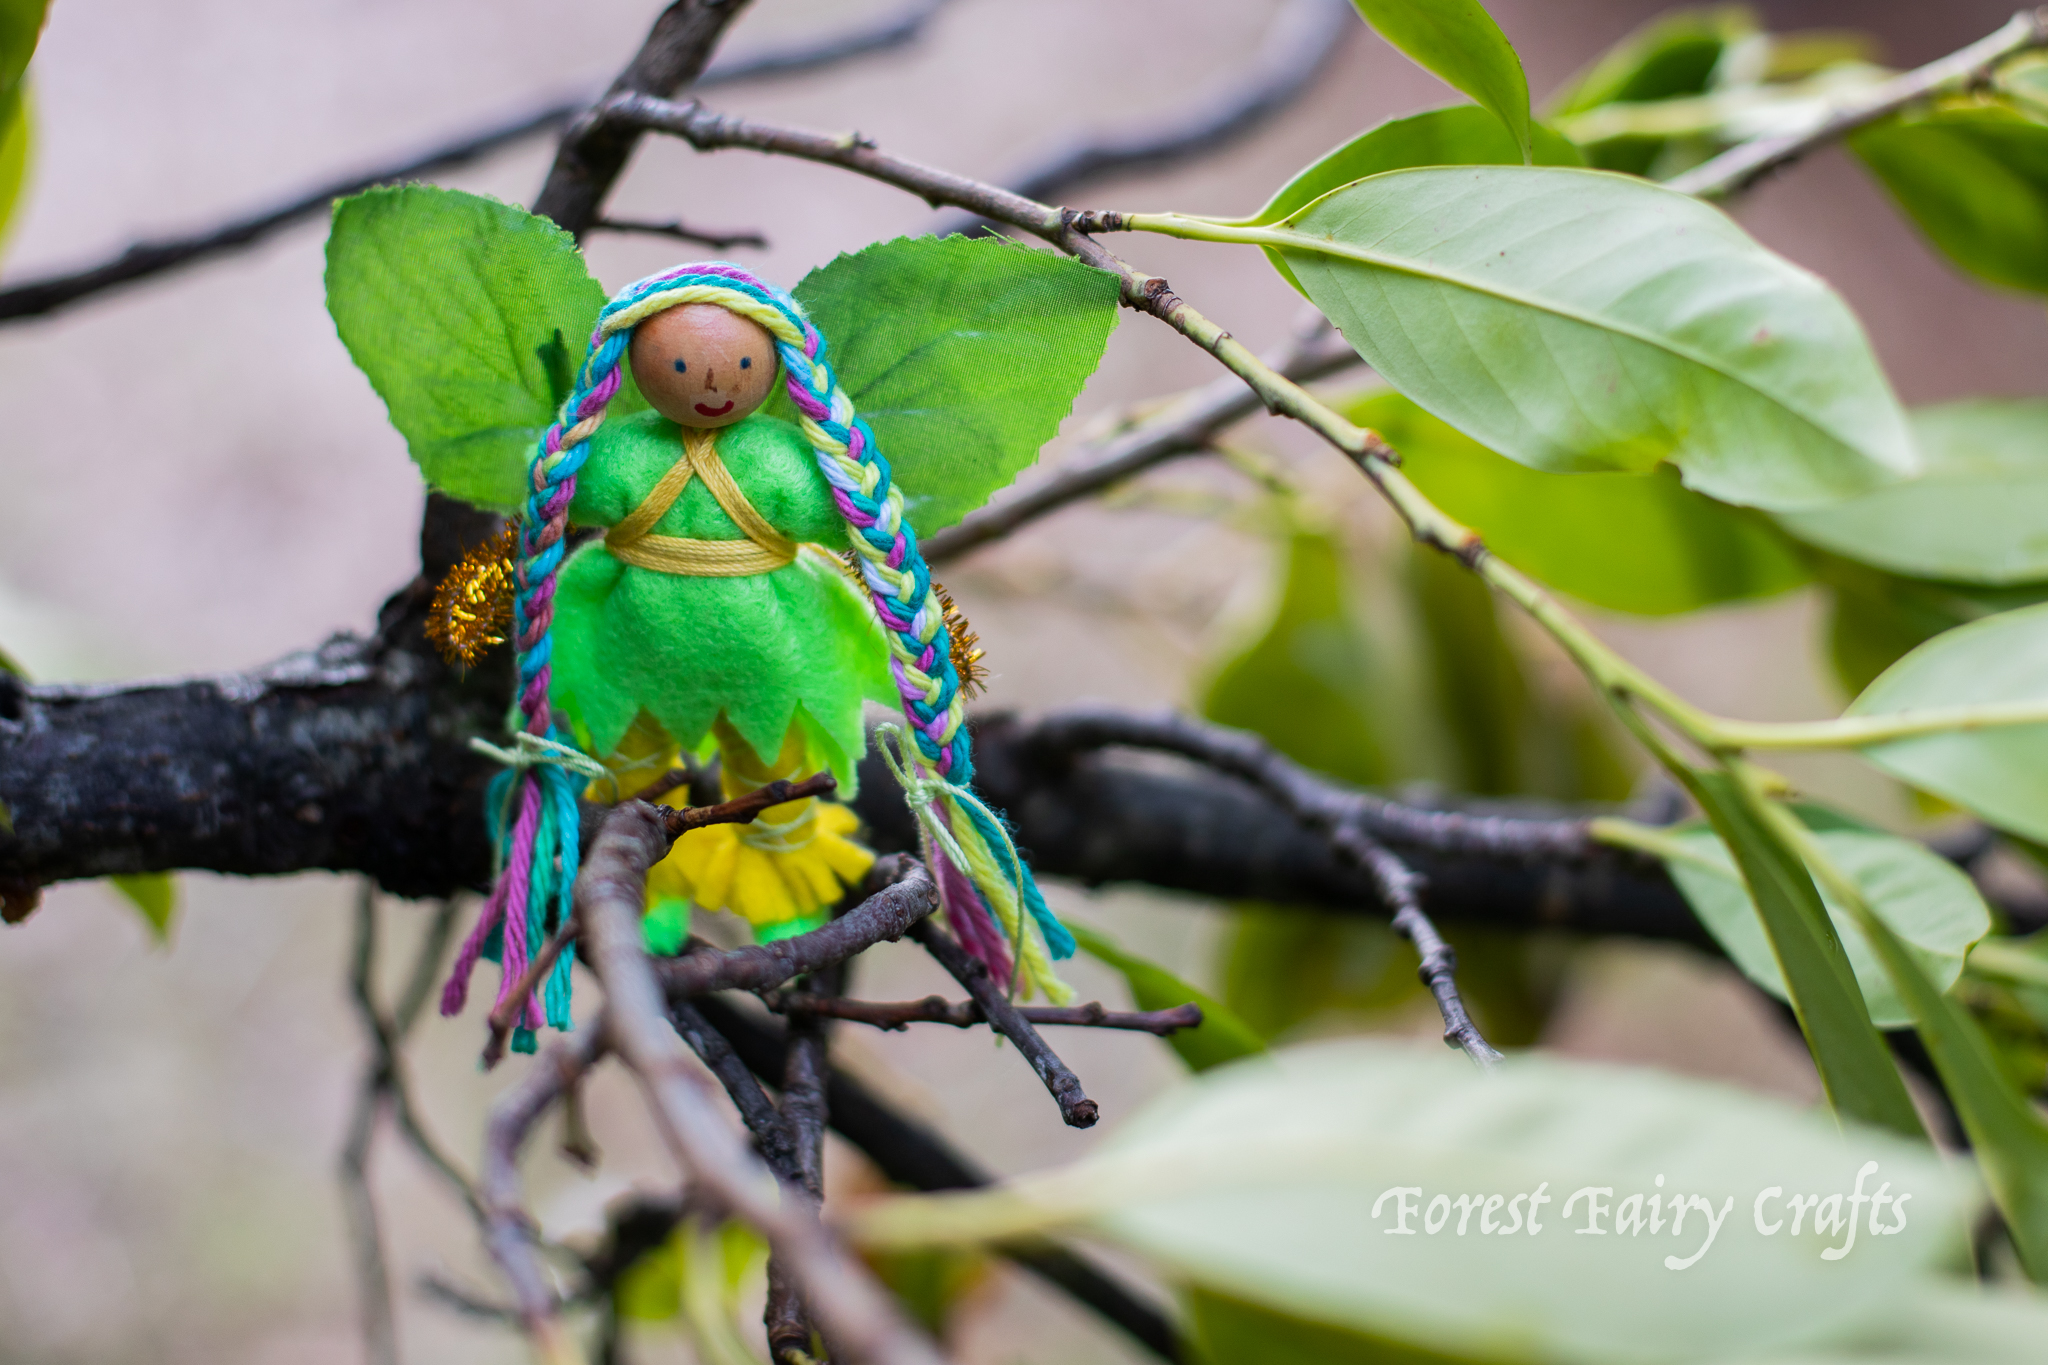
441,263,1075,1047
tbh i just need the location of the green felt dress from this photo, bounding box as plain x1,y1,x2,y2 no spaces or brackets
550,410,897,786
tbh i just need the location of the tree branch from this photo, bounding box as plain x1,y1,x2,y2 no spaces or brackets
1664,9,2048,199
929,0,1353,236
910,917,1099,1128
652,855,938,998
589,215,767,250
687,996,1185,1363
769,992,1204,1036
479,1027,608,1365
576,804,950,1365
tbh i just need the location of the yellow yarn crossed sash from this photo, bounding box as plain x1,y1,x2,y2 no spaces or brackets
604,428,797,577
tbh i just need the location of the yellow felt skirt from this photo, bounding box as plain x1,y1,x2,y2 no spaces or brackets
601,712,874,932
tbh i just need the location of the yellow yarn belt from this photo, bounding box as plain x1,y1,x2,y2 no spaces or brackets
604,427,797,577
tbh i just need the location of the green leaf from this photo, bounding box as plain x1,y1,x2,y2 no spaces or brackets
0,797,12,835
1829,871,2048,1279
1069,923,1264,1073
1348,389,1809,614
1407,539,1529,794
325,186,612,512
1685,772,1925,1137
1549,6,1752,116
1232,106,1580,293
1851,99,2048,296
1546,6,1756,176
1816,557,2048,698
1278,167,1916,511
856,1039,1973,1364
1660,815,1989,1027
1780,400,2048,584
1221,906,1420,1040
109,873,177,942
0,0,46,94
0,83,32,250
1348,0,1532,161
786,235,1119,532
1848,602,2048,844
1199,526,1390,787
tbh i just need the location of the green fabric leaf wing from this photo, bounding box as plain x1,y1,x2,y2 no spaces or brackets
1348,0,1532,161
325,185,613,512
787,235,1119,532
1277,166,1918,510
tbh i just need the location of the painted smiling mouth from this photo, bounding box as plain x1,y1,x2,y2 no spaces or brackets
693,399,735,417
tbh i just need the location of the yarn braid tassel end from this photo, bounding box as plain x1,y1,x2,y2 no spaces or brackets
876,726,1075,1003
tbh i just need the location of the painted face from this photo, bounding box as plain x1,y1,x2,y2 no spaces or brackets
628,303,779,429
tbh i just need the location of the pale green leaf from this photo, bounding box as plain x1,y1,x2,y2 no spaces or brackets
1278,167,1916,510
1780,400,2048,584
784,235,1119,532
109,872,176,942
1660,816,1990,1027
1849,602,2048,844
1851,99,2048,296
1231,105,1580,294
325,186,613,512
1349,389,1809,614
1348,0,1532,160
1683,773,1925,1137
1068,923,1263,1073
855,1039,1972,1364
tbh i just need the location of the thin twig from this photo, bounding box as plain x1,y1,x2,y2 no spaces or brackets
670,1001,805,1176
576,804,951,1365
926,315,1357,563
342,884,399,1365
770,992,1204,1036
1025,708,1594,863
590,216,767,250
1664,9,2048,198
1335,825,1503,1068
653,852,939,999
908,919,1099,1128
659,772,838,840
1020,711,1519,1065
689,997,1186,1364
480,1029,610,1365
931,0,1352,235
766,952,840,1363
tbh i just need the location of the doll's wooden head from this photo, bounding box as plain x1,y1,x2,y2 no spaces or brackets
628,303,779,429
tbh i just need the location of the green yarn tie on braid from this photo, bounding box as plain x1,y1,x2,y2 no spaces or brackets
441,260,1076,1029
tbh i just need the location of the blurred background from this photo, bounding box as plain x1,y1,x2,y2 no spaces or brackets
0,0,2040,1361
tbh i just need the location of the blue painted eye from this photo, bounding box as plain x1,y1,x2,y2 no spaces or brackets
672,359,687,373
740,356,752,369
